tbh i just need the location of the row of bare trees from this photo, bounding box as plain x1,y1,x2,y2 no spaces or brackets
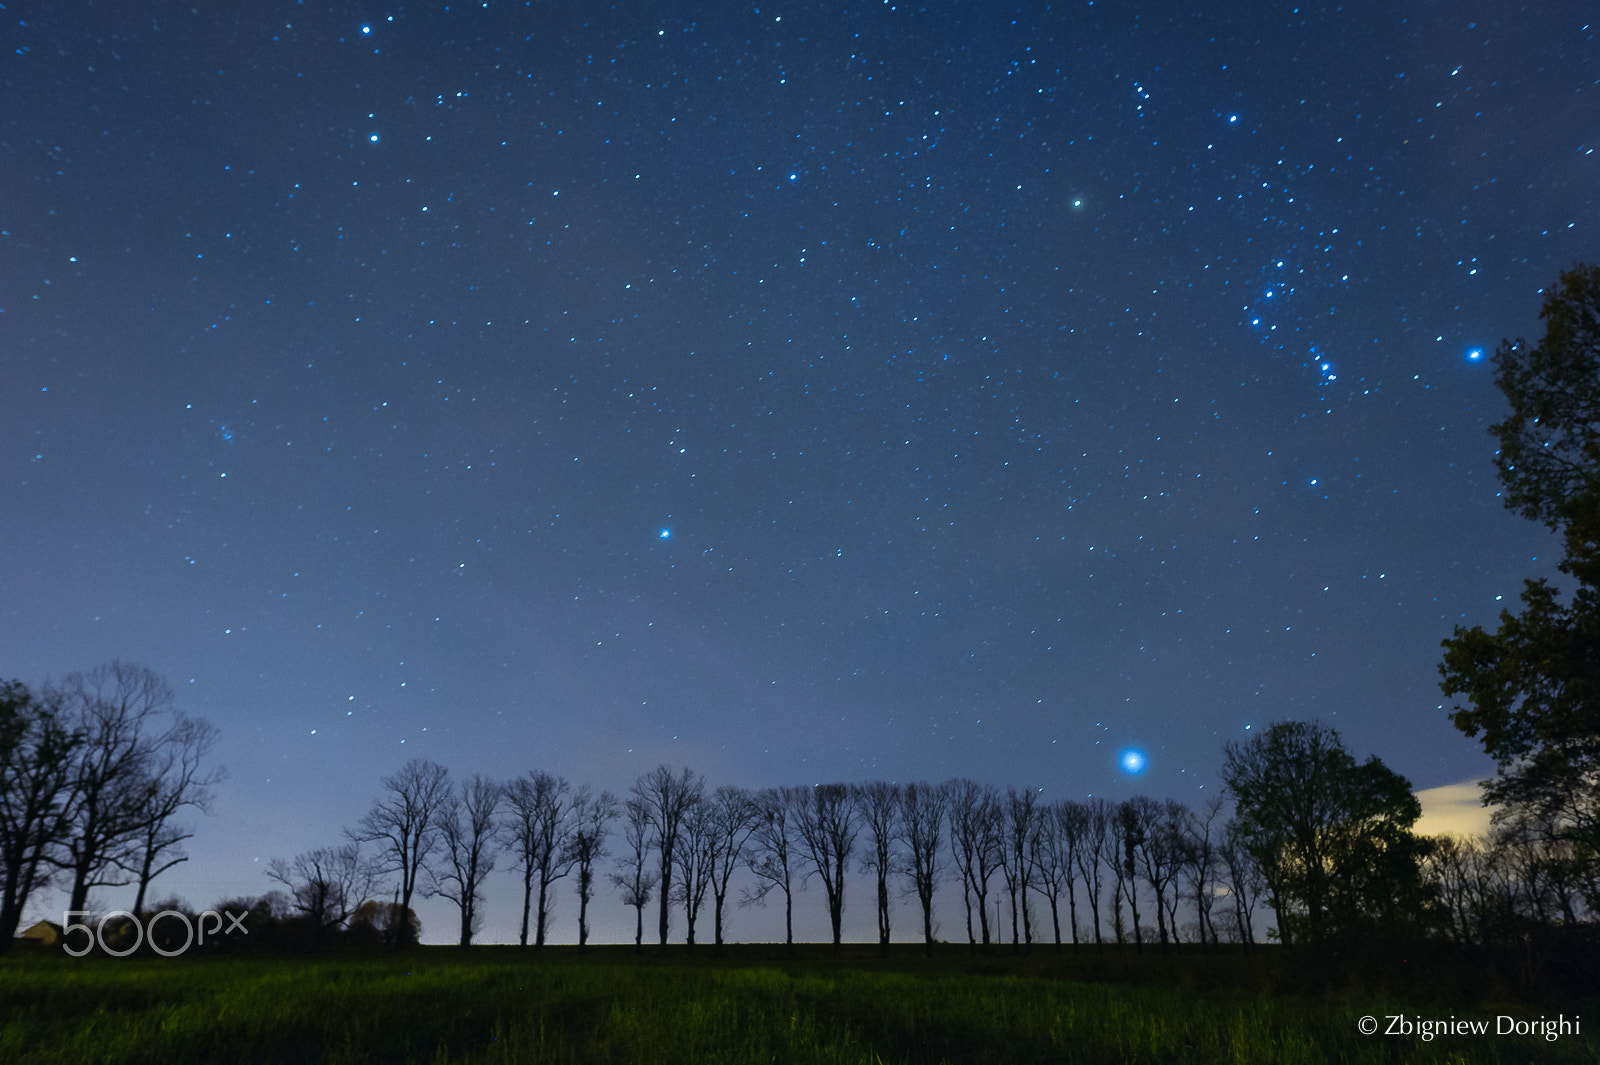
270,758,1292,953
0,663,223,954
1428,812,1600,947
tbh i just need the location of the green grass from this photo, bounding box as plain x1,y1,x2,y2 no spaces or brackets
2,944,1595,1064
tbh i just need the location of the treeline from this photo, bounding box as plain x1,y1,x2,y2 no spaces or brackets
6,664,1597,969
252,721,1593,961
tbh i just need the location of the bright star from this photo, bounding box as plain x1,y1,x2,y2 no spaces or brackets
659,528,672,539
1467,348,1484,361
1119,748,1147,775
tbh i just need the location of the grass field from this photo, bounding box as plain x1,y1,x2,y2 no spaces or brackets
2,943,1595,1064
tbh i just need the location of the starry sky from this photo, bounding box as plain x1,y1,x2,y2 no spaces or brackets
3,1,1594,943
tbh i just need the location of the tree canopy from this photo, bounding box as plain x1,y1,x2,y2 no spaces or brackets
1221,720,1426,945
1441,263,1600,859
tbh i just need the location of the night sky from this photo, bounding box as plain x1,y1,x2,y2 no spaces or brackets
4,1,1594,943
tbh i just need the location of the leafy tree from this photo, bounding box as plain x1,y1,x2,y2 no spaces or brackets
1441,264,1600,863
1222,720,1428,945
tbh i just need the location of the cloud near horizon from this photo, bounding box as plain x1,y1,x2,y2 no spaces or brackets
1415,780,1496,839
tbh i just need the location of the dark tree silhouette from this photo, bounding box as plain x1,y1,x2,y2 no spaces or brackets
792,783,858,954
899,780,949,955
1181,795,1227,948
631,764,702,946
854,780,900,954
607,796,657,953
1028,799,1079,951
1115,800,1145,951
125,714,224,918
431,774,501,947
742,785,802,953
671,792,716,949
349,758,451,947
501,771,576,948
948,779,1002,950
267,844,375,947
1000,786,1039,952
1223,719,1427,945
50,663,176,916
1442,264,1600,874
1219,817,1264,948
1075,797,1112,950
0,681,81,953
567,787,617,949
705,785,756,947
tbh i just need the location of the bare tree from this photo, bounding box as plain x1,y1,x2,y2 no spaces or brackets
567,787,618,949
899,780,949,955
608,796,658,953
1219,817,1263,948
1423,834,1479,946
948,779,1003,951
125,714,224,918
267,844,374,947
501,771,576,948
0,681,81,953
1112,800,1141,948
1076,798,1112,949
50,663,176,915
348,758,451,947
706,785,757,947
432,774,502,947
1001,786,1040,952
1028,799,1078,951
671,793,716,949
1126,796,1187,952
743,785,802,953
854,780,901,954
792,783,859,954
631,764,703,946
1181,795,1226,948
